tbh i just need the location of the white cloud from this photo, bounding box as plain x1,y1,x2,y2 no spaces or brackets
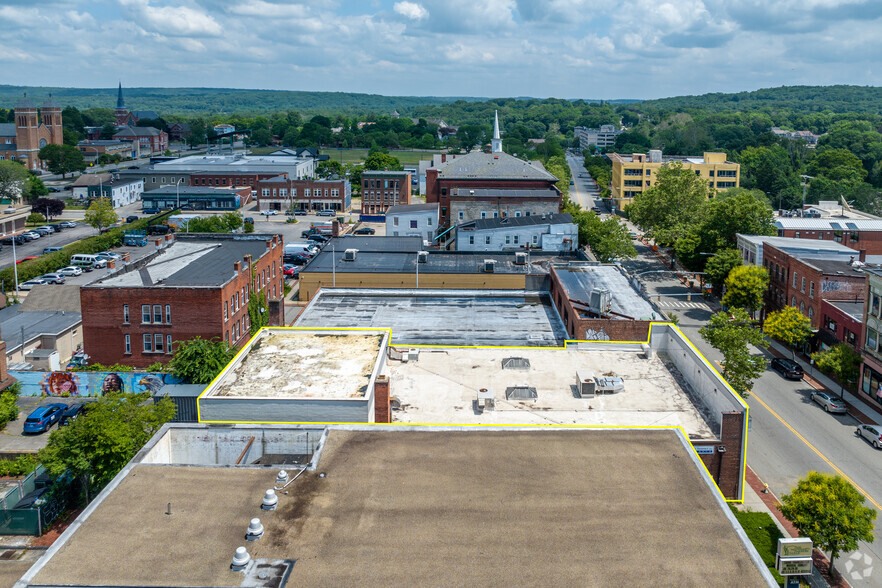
118,0,223,37
393,1,428,20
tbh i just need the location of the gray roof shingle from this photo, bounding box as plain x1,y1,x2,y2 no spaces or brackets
437,151,558,182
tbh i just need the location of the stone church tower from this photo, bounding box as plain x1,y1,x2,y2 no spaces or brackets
11,93,63,170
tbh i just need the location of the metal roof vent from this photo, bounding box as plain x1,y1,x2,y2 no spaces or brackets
417,250,428,263
505,386,538,401
261,489,278,510
231,546,251,571
343,248,358,261
483,259,496,273
275,470,289,486
514,252,528,265
502,357,531,370
246,518,264,541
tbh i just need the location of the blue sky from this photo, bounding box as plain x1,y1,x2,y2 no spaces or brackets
1,0,881,99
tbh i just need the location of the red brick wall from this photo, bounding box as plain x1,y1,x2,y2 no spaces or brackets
428,176,560,225
191,172,281,190
819,298,864,350
361,173,411,214
777,228,882,255
374,375,391,423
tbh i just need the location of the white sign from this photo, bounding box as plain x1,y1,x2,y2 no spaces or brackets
778,538,813,558
776,556,813,576
694,445,714,455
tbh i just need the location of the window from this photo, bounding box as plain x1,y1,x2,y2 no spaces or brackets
142,305,151,323
124,334,131,354
393,216,399,226
427,217,432,226
826,316,837,332
485,236,491,245
154,334,164,353
532,235,538,245
410,220,418,229
515,211,521,217
505,235,511,245
166,335,172,355
792,272,798,288
304,189,310,197
716,182,736,188
143,334,153,353
791,296,797,307
873,294,881,318
458,211,464,221
525,211,530,216
695,170,701,176
717,170,737,177
808,307,814,321
795,232,800,238
868,328,878,352
514,235,519,244
801,277,805,293
153,305,162,323
165,305,171,323
123,304,129,324
809,282,814,299
709,170,715,177
469,235,474,245
262,189,270,197
493,211,499,218
224,301,229,321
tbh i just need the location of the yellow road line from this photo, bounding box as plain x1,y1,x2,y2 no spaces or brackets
751,391,882,510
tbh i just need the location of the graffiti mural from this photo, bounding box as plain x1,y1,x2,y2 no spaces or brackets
10,371,184,397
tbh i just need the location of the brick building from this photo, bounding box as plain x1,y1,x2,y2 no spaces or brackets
113,126,168,156
763,243,866,329
80,233,284,367
774,218,882,255
859,269,882,410
190,170,283,192
76,140,135,162
361,170,411,214
113,83,159,127
256,176,351,212
819,299,863,351
0,94,63,172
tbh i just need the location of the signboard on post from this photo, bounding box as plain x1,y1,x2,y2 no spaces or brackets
776,538,813,577
778,538,813,558
776,556,813,576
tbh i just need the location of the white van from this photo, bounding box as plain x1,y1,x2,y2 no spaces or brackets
284,243,318,257
70,254,102,269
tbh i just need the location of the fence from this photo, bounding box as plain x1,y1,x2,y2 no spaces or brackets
0,466,79,535
9,371,184,397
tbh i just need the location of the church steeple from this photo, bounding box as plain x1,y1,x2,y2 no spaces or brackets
116,82,125,109
491,110,502,153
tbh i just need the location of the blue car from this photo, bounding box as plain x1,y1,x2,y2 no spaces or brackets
23,403,67,434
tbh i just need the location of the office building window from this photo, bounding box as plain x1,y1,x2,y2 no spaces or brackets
124,334,131,354
153,305,162,323
143,334,153,353
154,334,164,353
123,304,129,324
141,305,151,323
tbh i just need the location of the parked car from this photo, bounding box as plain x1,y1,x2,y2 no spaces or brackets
260,209,279,216
41,273,66,284
244,217,255,224
43,246,63,254
316,209,336,217
58,266,83,277
284,266,299,278
810,391,847,414
59,402,92,426
47,187,61,192
284,254,309,266
770,357,804,380
36,225,55,233
353,227,375,235
1,235,26,245
91,259,108,269
17,278,49,290
855,424,882,449
22,231,40,240
125,215,139,224
16,256,39,264
306,234,329,244
143,208,160,215
293,210,307,216
22,403,67,433
58,221,77,228
96,251,122,260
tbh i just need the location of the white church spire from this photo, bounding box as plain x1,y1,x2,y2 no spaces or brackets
491,110,502,153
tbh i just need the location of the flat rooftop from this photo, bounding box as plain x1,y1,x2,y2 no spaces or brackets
208,331,384,399
386,346,716,437
28,428,770,587
294,289,568,346
554,264,659,320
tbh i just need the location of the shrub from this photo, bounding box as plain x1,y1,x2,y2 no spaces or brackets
0,454,39,477
26,213,45,225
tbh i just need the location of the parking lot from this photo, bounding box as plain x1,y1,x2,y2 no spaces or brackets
0,397,95,453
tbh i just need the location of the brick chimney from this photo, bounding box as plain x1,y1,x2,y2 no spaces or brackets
374,375,391,423
860,249,867,262
233,261,241,274
154,238,163,251
332,219,340,237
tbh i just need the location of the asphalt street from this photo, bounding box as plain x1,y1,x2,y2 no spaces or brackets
622,241,881,587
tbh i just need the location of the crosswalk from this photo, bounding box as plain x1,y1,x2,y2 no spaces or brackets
654,299,712,311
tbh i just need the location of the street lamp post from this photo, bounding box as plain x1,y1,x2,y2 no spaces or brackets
11,237,19,292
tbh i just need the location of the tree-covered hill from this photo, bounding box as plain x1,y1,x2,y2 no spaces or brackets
640,85,882,114
0,85,485,116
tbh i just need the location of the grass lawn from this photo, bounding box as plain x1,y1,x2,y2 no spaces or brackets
249,147,440,166
730,507,787,585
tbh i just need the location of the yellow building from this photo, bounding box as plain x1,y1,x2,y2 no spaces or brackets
608,150,740,211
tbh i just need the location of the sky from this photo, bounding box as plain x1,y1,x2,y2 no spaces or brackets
1,0,881,100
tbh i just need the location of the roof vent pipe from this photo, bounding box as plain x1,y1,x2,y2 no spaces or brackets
231,546,251,571
246,518,264,541
275,470,289,486
261,489,278,510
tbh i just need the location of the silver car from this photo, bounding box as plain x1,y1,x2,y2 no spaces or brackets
58,266,82,277
810,391,847,414
41,273,66,284
856,424,882,449
17,278,49,291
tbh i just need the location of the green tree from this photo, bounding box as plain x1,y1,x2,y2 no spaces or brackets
33,197,65,219
26,212,45,225
187,118,207,148
186,212,243,233
100,123,117,140
722,265,768,316
21,175,48,203
316,160,344,179
780,472,876,574
250,128,272,146
763,306,812,359
38,144,86,178
83,197,119,232
701,189,776,250
704,249,743,289
169,337,237,384
574,211,637,262
0,383,21,432
0,160,28,202
363,152,403,171
38,392,176,500
627,162,709,245
812,343,861,398
456,124,487,152
700,308,766,397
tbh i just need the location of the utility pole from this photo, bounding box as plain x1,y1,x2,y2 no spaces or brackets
11,237,19,291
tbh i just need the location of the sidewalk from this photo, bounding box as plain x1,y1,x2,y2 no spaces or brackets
766,339,882,424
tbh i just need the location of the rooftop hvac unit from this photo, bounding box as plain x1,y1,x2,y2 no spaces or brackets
417,250,429,263
475,388,495,412
343,248,358,261
514,252,528,265
589,287,612,315
576,371,596,398
483,259,496,273
649,149,662,163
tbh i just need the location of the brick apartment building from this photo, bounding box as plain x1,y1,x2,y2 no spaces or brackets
80,233,284,367
764,243,866,329
190,171,285,192
113,126,168,156
362,170,411,214
257,176,352,212
424,151,561,230
774,218,882,255
819,299,863,351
